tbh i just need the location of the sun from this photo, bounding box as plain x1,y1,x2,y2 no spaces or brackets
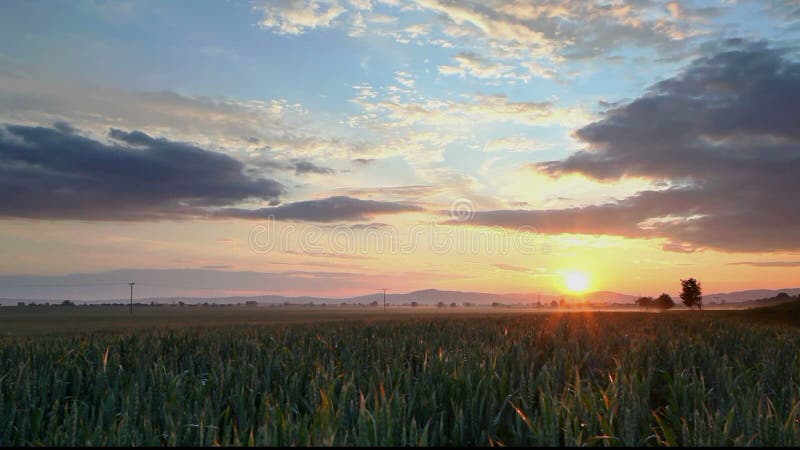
564,271,590,293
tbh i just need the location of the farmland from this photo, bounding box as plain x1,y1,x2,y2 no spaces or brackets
1,306,799,446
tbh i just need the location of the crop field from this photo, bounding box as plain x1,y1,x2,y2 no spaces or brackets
1,309,799,446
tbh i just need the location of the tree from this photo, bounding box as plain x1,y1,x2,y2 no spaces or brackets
680,278,703,310
655,293,675,310
636,296,654,309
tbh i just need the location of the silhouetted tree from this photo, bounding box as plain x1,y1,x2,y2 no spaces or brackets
655,293,675,310
636,296,654,309
437,301,446,308
680,278,703,310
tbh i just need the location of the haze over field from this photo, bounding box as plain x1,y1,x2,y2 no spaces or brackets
1,1,799,299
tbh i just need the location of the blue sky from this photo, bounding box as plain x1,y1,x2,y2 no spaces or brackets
1,0,800,298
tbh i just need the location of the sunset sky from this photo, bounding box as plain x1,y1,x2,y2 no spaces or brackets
1,0,799,300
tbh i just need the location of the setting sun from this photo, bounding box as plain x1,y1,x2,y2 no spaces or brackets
564,271,590,293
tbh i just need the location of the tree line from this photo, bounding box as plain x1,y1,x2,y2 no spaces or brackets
637,278,703,311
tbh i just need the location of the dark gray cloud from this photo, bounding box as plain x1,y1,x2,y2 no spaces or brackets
250,157,335,176
0,123,285,220
463,40,800,252
218,195,423,222
291,160,335,175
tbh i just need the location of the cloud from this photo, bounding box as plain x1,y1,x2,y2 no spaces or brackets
408,0,707,77
728,261,800,268
482,136,544,152
254,157,336,175
438,52,520,80
257,0,346,35
291,160,336,175
0,123,284,220
217,195,423,222
350,88,589,129
0,268,370,299
252,0,713,82
0,70,363,162
201,264,235,270
493,263,532,272
334,185,444,200
457,40,800,252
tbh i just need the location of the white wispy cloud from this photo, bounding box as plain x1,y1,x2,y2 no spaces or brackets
257,0,346,35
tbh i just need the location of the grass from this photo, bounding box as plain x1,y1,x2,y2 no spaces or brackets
0,307,798,446
0,305,557,336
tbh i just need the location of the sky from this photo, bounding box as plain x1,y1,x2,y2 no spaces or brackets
0,0,799,300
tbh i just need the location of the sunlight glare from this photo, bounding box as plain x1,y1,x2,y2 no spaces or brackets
564,271,590,293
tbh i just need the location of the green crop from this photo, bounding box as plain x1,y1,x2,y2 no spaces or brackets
0,313,798,446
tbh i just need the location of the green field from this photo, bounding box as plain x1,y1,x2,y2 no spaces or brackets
1,306,799,446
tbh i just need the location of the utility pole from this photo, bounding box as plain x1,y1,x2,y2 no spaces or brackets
129,282,135,314
382,288,388,312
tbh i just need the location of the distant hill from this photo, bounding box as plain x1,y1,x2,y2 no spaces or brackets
725,296,800,327
726,292,800,309
704,288,800,304
0,268,797,307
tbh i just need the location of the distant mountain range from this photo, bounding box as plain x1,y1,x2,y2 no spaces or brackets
703,288,800,304
3,287,799,307
1,268,797,307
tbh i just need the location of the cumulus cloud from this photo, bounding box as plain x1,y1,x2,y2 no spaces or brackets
217,195,423,222
408,0,708,78
0,124,285,221
458,40,800,252
257,0,346,35
253,0,715,82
